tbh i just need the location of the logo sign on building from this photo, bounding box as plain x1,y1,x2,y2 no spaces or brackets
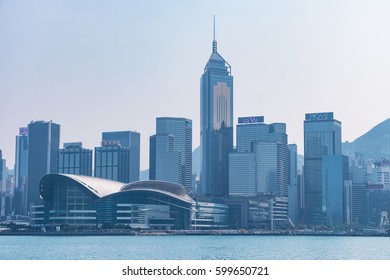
19,127,28,136
238,116,264,124
305,112,334,121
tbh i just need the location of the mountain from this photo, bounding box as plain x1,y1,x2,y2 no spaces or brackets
343,118,390,160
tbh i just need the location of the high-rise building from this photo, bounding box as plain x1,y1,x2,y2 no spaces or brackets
322,154,349,225
200,21,233,197
229,117,289,197
288,144,299,225
14,127,29,215
149,117,192,191
94,141,130,183
229,152,256,196
102,131,140,182
27,121,60,207
303,112,342,225
149,134,180,184
59,142,92,176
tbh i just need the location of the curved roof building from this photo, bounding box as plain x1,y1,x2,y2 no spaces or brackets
121,180,194,204
40,173,125,201
36,174,194,229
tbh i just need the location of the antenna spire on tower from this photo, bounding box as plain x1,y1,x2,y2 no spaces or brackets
213,15,216,41
212,15,217,53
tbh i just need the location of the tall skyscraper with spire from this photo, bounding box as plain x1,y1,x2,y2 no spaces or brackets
200,18,233,197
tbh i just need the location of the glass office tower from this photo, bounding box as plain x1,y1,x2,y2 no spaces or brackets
150,117,192,192
303,112,342,224
200,25,233,197
230,117,289,197
14,127,29,215
94,141,130,183
58,142,92,176
102,131,140,182
27,120,60,207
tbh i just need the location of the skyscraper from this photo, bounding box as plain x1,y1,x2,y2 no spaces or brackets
58,142,92,176
149,134,180,183
229,117,289,197
303,112,342,225
322,154,349,225
149,117,192,191
27,121,60,207
94,141,130,183
288,144,299,224
14,127,29,215
102,131,140,182
200,20,233,197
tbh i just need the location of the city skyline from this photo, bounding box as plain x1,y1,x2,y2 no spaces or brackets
1,1,390,170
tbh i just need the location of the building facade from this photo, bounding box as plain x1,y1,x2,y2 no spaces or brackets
102,131,140,182
14,127,29,216
322,155,349,225
229,117,289,198
94,141,130,183
200,27,233,197
0,149,4,220
149,133,180,184
150,117,192,192
36,174,194,229
27,121,60,208
288,144,299,225
303,112,342,225
229,152,256,196
59,142,92,176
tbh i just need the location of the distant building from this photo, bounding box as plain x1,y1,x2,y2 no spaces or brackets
200,23,233,197
351,183,368,225
0,149,4,220
367,159,390,189
149,134,180,184
149,117,192,192
303,112,343,225
102,131,140,182
322,155,349,225
14,127,29,215
191,201,229,229
94,141,130,183
229,117,289,197
59,142,92,176
27,121,60,208
0,150,2,181
367,185,390,227
288,144,299,225
229,152,256,196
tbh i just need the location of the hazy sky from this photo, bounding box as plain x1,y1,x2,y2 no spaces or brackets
1,0,390,170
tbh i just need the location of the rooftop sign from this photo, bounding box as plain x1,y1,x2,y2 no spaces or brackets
305,112,334,121
238,116,264,124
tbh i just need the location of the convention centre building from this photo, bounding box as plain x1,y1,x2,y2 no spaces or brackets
33,174,195,229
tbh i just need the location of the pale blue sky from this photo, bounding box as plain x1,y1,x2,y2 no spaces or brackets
1,0,390,170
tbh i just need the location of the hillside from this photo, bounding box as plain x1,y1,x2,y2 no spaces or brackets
343,118,390,160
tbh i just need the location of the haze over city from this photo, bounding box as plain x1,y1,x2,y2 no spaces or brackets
1,0,390,170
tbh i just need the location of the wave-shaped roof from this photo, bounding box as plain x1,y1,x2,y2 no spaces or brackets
121,180,195,204
40,174,125,201
40,175,194,205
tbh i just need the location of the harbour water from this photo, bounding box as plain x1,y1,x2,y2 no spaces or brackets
1,235,390,260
